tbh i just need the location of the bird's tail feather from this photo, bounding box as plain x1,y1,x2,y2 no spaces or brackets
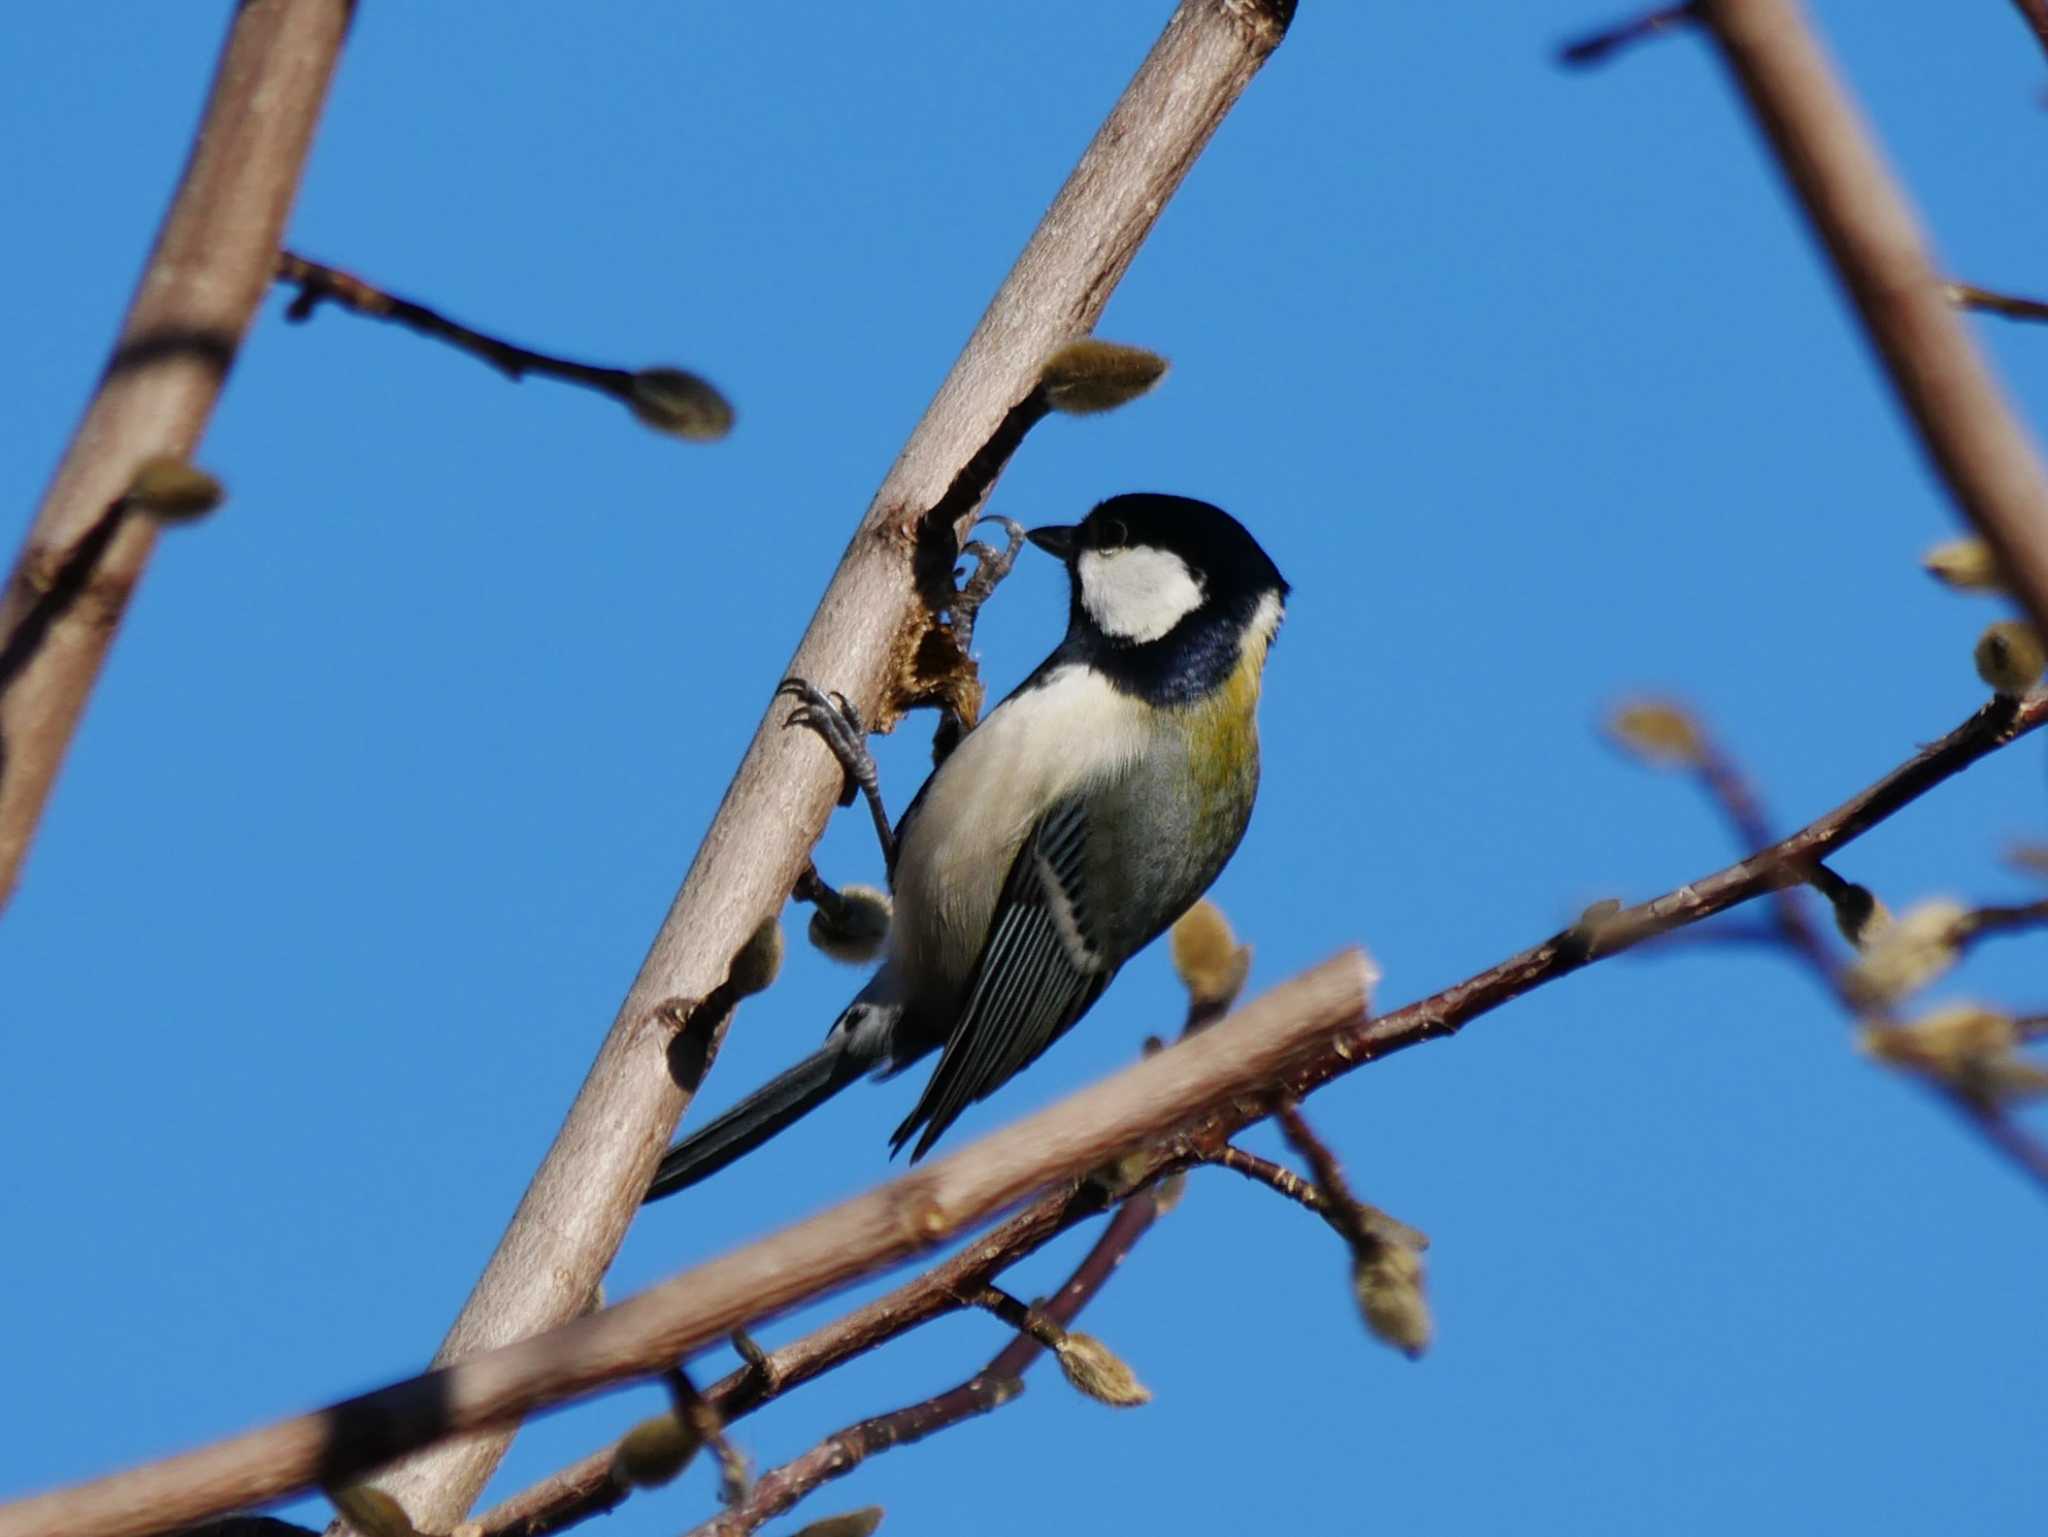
644,1041,867,1203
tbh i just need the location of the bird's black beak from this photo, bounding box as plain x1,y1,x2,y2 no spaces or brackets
1026,524,1077,561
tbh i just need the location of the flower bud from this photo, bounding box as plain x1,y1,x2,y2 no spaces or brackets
1037,339,1168,415
1352,1242,1432,1359
1053,1330,1151,1407
809,884,893,964
1975,621,2046,696
611,1412,702,1489
1607,700,1705,767
124,456,223,522
1922,538,2004,592
628,367,734,441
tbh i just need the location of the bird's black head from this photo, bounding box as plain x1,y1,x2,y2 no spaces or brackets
1026,493,1288,704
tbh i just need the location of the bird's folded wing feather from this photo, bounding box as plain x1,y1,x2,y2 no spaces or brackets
893,796,1110,1159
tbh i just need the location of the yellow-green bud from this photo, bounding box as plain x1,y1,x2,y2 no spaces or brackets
1862,1003,2017,1076
1037,339,1169,415
1975,621,2046,696
1052,1330,1151,1407
1351,1242,1432,1360
808,884,892,964
1606,700,1705,767
327,1485,419,1537
1843,899,1966,1007
727,916,784,998
124,456,223,522
611,1412,702,1489
1169,900,1250,1009
1921,538,2005,592
628,367,734,442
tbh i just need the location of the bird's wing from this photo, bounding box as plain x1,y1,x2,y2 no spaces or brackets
892,795,1112,1160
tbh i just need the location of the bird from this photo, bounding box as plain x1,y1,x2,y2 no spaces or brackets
643,492,1288,1202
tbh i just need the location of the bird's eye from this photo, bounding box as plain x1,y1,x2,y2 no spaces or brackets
1097,517,1129,551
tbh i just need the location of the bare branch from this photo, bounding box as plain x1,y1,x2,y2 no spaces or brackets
1948,281,2048,326
1696,0,2048,643
273,252,732,442
0,0,353,909
2007,0,2048,65
11,688,2045,1537
1557,3,1697,67
366,4,1296,1528
690,1194,1167,1537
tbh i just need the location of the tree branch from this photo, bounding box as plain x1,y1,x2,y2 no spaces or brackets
365,4,1296,1528
0,0,354,910
1696,0,2048,643
10,689,2042,1537
687,1193,1166,1537
273,252,732,441
2007,0,2048,65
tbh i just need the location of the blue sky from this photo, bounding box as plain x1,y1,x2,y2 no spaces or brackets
5,3,2047,1534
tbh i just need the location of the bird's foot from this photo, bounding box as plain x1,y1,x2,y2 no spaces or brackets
948,515,1026,658
778,678,895,865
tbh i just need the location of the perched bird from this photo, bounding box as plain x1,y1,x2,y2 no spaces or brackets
644,493,1287,1201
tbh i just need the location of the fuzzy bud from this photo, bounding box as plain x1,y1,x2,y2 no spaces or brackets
1606,700,1705,767
1352,1242,1432,1359
1053,1330,1152,1407
1037,339,1168,415
1862,1003,2017,1076
611,1412,702,1489
808,883,893,964
727,916,784,998
1975,621,2046,697
628,367,734,442
1169,900,1250,1009
1843,899,1966,1007
1921,538,2005,592
123,456,223,523
327,1486,419,1537
789,1510,885,1537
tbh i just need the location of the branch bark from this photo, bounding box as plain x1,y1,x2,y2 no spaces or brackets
2008,0,2048,64
1698,0,2048,641
369,3,1295,1527
0,0,354,909
10,687,2044,1537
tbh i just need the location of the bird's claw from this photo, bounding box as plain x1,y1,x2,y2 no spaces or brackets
949,515,1027,655
777,677,896,864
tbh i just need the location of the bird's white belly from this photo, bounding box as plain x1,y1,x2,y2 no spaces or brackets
890,666,1149,995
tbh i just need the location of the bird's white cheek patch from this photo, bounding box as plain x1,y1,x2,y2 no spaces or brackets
1078,546,1205,643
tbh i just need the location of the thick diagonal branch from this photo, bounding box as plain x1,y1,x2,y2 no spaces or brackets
0,0,354,909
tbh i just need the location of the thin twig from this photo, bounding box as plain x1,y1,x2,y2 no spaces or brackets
1557,2,1698,66
370,4,1296,1528
1272,1104,1427,1253
273,252,732,441
0,0,353,909
686,1194,1165,1537
11,691,2042,1537
2007,0,2048,66
1697,0,2048,646
1948,281,2048,326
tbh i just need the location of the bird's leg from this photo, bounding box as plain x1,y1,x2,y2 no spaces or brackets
932,515,1027,765
778,677,895,867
